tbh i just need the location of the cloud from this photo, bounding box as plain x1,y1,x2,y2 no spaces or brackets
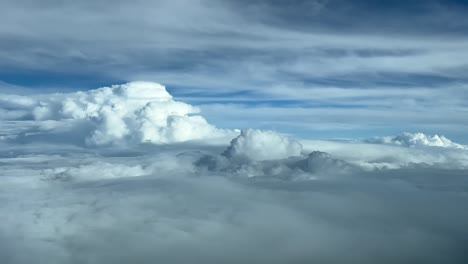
1,137,468,264
198,149,359,179
301,138,468,170
41,161,148,182
0,81,234,146
222,129,302,161
366,132,468,149
192,130,361,179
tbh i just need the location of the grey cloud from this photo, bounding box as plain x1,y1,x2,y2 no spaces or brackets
1,0,467,85
1,137,468,264
229,0,468,35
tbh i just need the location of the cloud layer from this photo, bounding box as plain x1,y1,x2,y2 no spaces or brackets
1,132,468,264
1,84,468,263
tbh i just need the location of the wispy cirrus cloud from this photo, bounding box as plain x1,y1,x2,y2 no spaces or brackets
1,0,467,140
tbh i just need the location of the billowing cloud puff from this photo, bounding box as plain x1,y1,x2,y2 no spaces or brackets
197,149,357,179
0,82,234,145
366,132,467,149
193,130,354,179
222,129,302,161
293,151,357,175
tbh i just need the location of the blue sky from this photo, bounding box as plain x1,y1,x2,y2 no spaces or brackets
1,0,468,142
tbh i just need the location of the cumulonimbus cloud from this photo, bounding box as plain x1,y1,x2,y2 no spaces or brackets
0,81,235,145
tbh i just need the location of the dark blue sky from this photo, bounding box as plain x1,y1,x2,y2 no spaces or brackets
1,0,467,141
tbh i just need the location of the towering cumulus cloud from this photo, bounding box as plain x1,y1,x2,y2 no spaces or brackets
223,129,303,161
0,82,231,145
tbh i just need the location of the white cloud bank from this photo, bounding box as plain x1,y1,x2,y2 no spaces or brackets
223,129,303,161
0,81,233,145
41,161,148,182
366,132,468,149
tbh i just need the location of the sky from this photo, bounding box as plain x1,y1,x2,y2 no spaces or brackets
1,1,468,263
1,0,468,142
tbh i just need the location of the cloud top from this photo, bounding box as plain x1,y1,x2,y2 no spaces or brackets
223,129,302,161
0,82,233,145
366,132,467,149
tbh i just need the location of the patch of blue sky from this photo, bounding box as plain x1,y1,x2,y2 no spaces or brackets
0,72,124,92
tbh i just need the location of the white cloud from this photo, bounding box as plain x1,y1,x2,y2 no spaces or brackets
42,162,148,182
301,139,468,170
0,81,235,146
223,129,302,161
366,132,468,149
